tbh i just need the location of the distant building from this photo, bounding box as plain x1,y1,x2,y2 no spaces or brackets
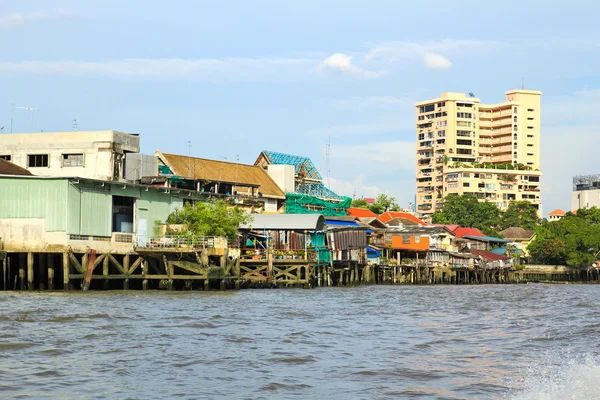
572,175,600,211
498,227,536,256
415,90,542,217
0,130,140,181
548,209,566,221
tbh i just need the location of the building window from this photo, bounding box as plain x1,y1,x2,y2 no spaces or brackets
527,153,534,156
62,153,84,167
456,139,472,146
514,134,518,140
513,152,517,157
402,236,410,244
0,155,11,161
513,125,518,131
437,102,446,107
418,134,425,140
513,116,517,122
457,121,471,127
527,126,534,129
463,182,470,187
527,108,534,112
420,104,435,113
463,173,470,178
527,117,534,120
437,130,445,137
527,144,533,147
27,154,49,168
514,107,518,113
514,143,518,149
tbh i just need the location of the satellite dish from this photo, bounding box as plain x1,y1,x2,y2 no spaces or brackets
468,92,475,98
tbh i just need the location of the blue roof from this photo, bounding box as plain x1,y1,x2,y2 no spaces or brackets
463,234,511,243
492,247,523,256
262,150,343,200
325,220,360,227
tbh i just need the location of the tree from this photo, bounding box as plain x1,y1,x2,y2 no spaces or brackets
500,201,539,231
351,199,369,208
167,200,252,240
368,194,400,215
528,208,600,266
431,194,501,236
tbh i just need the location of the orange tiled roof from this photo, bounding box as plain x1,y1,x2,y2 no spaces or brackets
454,227,485,238
549,209,566,216
378,211,425,226
348,207,378,218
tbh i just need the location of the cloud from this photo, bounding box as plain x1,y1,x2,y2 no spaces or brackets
321,96,410,111
422,52,452,70
316,53,386,79
305,121,407,138
328,176,383,199
0,57,318,83
0,9,74,29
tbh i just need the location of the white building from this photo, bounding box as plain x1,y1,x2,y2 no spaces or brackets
0,130,140,182
572,174,600,211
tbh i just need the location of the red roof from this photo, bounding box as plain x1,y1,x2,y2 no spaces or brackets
454,227,485,238
430,224,460,232
470,249,510,262
549,209,566,216
348,207,378,218
378,211,425,226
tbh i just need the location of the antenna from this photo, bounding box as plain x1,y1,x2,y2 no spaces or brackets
326,134,331,188
521,77,525,90
236,154,240,182
72,119,78,131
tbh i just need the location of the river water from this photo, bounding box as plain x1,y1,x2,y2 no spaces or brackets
1,285,599,399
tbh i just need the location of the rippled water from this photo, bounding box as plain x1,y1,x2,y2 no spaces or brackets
2,285,600,399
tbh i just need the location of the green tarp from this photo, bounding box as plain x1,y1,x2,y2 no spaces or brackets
285,193,351,217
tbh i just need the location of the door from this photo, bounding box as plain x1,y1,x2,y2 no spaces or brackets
137,219,148,247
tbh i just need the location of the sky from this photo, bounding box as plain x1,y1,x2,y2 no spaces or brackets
1,0,599,216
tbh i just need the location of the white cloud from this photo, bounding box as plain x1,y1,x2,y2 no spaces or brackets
422,52,452,70
0,57,317,83
328,176,383,199
316,53,386,79
322,96,410,110
365,39,498,61
0,9,74,29
305,121,407,138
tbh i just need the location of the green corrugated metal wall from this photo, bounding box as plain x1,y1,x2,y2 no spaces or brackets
138,190,173,226
79,190,112,236
0,178,68,231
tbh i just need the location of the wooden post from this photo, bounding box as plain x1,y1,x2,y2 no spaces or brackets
19,253,26,290
47,254,54,290
2,256,6,291
103,255,109,290
82,250,96,291
27,252,34,291
37,253,45,290
63,252,69,290
123,278,129,290
142,279,148,290
204,279,210,291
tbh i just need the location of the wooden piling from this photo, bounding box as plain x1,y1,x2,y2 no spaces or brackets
103,255,109,290
62,252,69,290
18,253,25,290
2,256,6,291
47,254,54,290
38,253,45,290
27,252,34,291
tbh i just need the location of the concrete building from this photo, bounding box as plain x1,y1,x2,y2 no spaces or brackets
572,174,600,211
0,130,140,181
415,90,542,217
548,209,566,221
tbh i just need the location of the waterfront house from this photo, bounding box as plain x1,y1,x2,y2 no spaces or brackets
153,150,286,214
0,175,207,254
498,227,536,256
548,209,566,221
385,225,456,266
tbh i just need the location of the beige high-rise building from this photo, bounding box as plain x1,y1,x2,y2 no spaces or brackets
415,90,542,218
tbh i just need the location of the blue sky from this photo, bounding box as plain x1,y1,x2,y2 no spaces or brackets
1,0,599,215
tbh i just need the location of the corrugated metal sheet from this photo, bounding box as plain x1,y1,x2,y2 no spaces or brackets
80,189,112,236
240,214,326,231
110,185,141,198
0,178,68,231
138,190,172,227
67,183,81,234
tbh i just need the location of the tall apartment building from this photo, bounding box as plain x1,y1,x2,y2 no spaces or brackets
415,90,542,217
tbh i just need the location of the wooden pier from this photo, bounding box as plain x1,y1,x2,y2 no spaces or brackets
0,248,595,291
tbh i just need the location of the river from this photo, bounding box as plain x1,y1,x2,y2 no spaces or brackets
1,285,599,399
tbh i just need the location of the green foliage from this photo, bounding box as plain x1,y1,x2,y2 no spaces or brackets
432,195,540,237
351,199,369,208
367,194,400,215
499,201,539,231
528,207,600,266
431,194,500,236
167,200,252,240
